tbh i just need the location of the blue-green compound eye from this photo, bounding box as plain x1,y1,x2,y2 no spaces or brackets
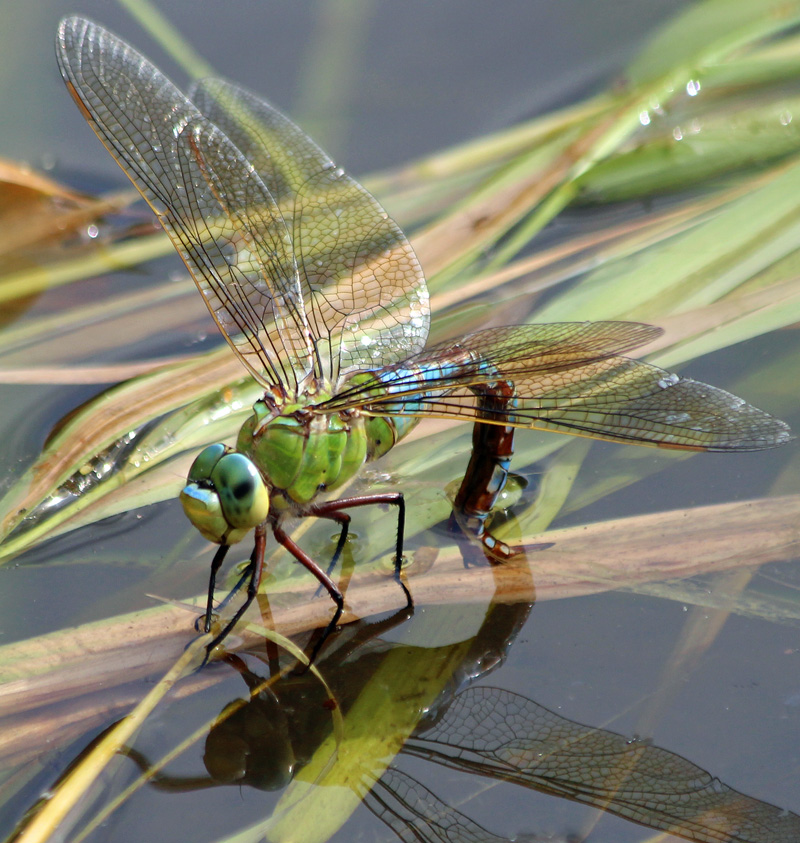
180,446,269,544
186,443,229,484
212,452,270,530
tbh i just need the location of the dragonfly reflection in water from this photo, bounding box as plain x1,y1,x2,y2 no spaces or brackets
122,613,800,843
56,17,790,654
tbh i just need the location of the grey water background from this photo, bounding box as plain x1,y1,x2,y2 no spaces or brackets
1,2,799,841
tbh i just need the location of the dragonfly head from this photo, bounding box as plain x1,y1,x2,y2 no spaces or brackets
180,443,270,544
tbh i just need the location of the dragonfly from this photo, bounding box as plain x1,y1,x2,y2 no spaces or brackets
56,16,791,656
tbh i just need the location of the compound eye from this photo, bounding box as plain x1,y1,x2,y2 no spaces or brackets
212,453,270,530
187,443,230,484
180,484,229,544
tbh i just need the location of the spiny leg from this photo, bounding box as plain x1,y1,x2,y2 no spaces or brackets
302,509,352,661
308,492,410,607
272,520,345,665
305,509,351,602
201,541,271,635
204,495,409,664
302,495,411,663
202,543,230,632
207,550,264,625
319,509,351,579
205,524,267,656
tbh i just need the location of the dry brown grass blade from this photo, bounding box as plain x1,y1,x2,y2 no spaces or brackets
12,639,207,843
0,158,137,260
412,107,624,279
0,158,87,202
426,200,703,316
0,359,195,384
1,492,796,769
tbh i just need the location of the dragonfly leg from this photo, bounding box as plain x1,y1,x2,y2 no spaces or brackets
319,510,352,578
208,552,263,625
202,543,230,632
304,510,351,601
272,520,345,664
308,493,411,607
205,524,267,656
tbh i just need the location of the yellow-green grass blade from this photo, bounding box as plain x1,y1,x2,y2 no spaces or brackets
2,491,797,756
482,0,800,270
627,0,800,86
535,160,800,326
576,103,800,205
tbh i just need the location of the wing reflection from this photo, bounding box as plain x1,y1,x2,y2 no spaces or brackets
126,635,799,843
367,766,576,843
404,685,800,842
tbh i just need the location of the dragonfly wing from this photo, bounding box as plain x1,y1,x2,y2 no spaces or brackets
56,16,314,392
367,768,509,843
172,119,315,389
327,322,791,451
189,79,430,383
407,686,800,841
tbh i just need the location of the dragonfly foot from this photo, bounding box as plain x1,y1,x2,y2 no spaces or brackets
195,613,217,633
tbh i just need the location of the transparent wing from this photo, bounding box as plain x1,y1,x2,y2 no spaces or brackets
406,686,800,843
326,322,791,451
56,16,319,392
188,78,430,383
365,767,512,843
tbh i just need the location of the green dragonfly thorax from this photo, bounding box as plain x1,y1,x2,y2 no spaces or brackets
181,388,421,545
238,398,368,506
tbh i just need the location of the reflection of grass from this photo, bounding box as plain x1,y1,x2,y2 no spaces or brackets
3,2,800,840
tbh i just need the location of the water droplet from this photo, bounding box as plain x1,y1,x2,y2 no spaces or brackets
686,79,701,97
